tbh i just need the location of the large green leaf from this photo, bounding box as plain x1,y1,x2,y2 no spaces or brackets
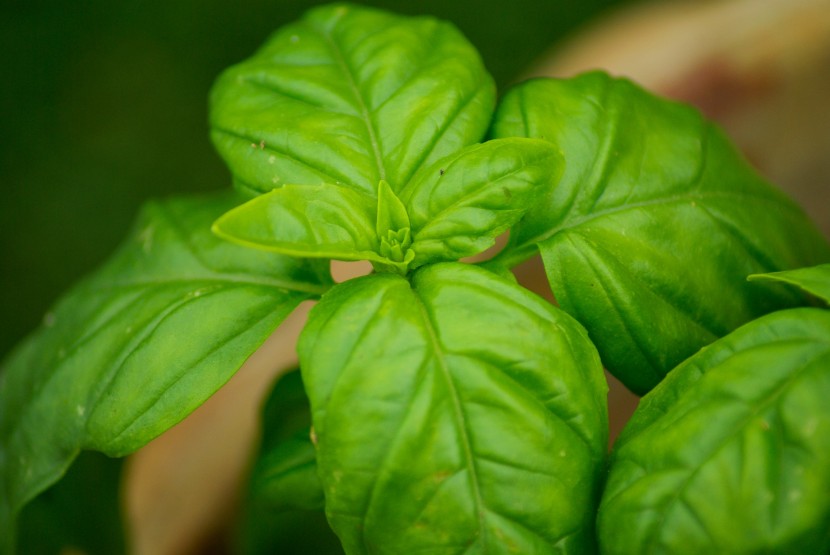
598,308,830,554
489,72,830,394
400,138,560,268
299,263,607,554
0,190,330,554
209,3,495,197
749,263,830,306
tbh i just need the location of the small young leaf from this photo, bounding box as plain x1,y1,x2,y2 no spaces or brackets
299,263,608,554
598,308,830,554
0,191,329,554
210,3,495,197
749,263,830,305
212,184,382,263
400,138,560,267
489,72,830,394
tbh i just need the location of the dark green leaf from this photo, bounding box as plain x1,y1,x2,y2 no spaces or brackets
401,138,561,268
212,184,380,262
299,262,607,554
17,452,124,555
598,308,830,554
749,264,830,306
0,191,330,554
236,370,341,555
209,3,495,197
489,72,830,394
248,370,323,513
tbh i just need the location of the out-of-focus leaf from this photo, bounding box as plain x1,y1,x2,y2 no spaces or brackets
299,262,607,554
0,190,330,554
489,72,830,394
209,3,495,197
749,263,830,305
237,370,341,555
400,138,561,268
17,451,124,555
598,308,830,554
248,370,322,513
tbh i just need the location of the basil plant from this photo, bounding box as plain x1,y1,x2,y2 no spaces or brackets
2,4,829,554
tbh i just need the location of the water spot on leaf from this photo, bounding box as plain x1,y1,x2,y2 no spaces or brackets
43,312,56,327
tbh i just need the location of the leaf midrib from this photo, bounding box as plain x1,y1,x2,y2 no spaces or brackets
314,19,387,185
411,292,488,550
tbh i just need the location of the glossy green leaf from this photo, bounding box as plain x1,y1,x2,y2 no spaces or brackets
400,138,561,268
248,370,323,513
212,184,381,262
0,191,330,554
209,3,495,197
299,263,608,554
598,308,830,554
749,263,830,305
489,72,830,393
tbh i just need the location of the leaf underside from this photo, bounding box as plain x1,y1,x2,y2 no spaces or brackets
299,262,608,554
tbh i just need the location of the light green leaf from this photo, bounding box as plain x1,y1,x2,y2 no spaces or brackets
400,138,560,267
489,72,830,394
598,308,830,554
299,262,607,554
212,183,382,263
749,263,830,305
0,191,330,554
209,3,495,197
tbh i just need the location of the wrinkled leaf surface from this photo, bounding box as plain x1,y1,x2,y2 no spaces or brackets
299,263,607,554
598,308,830,554
0,191,329,553
210,3,494,197
489,72,830,393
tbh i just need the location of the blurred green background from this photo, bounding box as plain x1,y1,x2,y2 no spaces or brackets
1,0,635,358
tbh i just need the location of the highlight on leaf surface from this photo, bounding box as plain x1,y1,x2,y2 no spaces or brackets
209,2,495,197
489,71,830,394
0,190,329,554
598,307,830,554
298,262,608,554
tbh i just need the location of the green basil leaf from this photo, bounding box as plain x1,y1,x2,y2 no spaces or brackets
212,184,381,262
209,3,495,197
489,72,830,394
248,370,323,513
299,262,607,554
236,370,341,555
400,138,561,267
598,308,830,554
749,263,830,305
0,190,330,554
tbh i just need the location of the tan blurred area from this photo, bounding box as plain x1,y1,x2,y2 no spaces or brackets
123,1,830,553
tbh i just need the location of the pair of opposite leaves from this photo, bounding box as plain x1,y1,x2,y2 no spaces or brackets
2,3,829,555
